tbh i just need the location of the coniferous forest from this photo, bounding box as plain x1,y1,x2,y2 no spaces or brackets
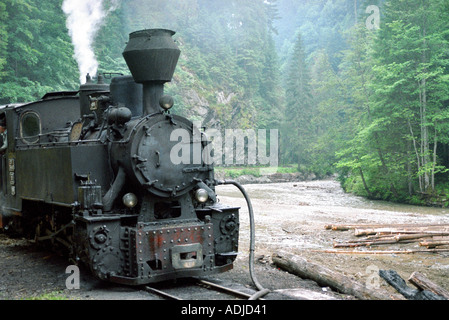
2,0,449,205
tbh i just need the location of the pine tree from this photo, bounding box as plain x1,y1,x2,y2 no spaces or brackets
0,0,8,80
336,22,380,198
282,31,314,168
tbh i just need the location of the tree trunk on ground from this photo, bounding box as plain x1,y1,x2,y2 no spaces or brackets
272,251,392,300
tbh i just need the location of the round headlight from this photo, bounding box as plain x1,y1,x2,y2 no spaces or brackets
159,95,174,111
195,189,209,203
123,193,138,208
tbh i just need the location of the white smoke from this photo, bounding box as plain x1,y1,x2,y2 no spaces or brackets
62,0,119,84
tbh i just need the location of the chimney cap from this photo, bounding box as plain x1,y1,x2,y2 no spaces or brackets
122,28,180,84
129,28,176,39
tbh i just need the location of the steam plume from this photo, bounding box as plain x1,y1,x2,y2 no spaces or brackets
62,0,119,84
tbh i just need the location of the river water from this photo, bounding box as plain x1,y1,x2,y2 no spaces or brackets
216,179,449,218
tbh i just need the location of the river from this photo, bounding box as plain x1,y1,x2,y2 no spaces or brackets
216,179,449,217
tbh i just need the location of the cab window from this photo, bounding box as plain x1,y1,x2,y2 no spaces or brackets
20,111,41,144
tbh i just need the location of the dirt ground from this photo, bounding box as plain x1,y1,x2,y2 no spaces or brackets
1,179,448,300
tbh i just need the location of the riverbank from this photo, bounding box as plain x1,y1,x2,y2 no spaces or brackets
215,167,324,184
340,173,449,208
216,167,449,208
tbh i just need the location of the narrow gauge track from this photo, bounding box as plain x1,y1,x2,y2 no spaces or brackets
143,278,265,300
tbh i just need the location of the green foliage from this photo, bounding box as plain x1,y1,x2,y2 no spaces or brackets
219,167,262,179
0,0,78,103
0,0,282,132
334,0,449,203
281,32,313,167
276,0,449,205
117,0,284,131
216,166,299,179
25,290,69,300
0,1,8,80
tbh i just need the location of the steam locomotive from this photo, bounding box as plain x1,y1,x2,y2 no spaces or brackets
0,29,240,285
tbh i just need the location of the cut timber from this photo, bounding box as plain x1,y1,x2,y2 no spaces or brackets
325,224,383,231
379,270,445,300
326,222,449,252
333,239,415,248
325,223,448,231
394,233,438,241
419,239,449,248
354,226,449,237
408,272,449,300
272,251,391,300
314,248,449,254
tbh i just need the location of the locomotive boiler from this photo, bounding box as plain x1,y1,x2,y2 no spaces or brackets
0,29,241,285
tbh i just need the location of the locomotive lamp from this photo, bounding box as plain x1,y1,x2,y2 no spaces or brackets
122,193,138,208
195,188,209,203
159,95,174,111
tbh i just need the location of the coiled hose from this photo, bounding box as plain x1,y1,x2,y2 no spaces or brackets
216,180,271,300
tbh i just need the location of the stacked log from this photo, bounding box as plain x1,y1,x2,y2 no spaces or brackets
325,223,449,253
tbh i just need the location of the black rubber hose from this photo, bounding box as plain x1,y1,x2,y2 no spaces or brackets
216,179,270,300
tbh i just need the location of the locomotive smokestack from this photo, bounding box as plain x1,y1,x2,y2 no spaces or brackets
122,29,180,115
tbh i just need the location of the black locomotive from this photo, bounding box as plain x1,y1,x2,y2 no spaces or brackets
0,29,240,285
